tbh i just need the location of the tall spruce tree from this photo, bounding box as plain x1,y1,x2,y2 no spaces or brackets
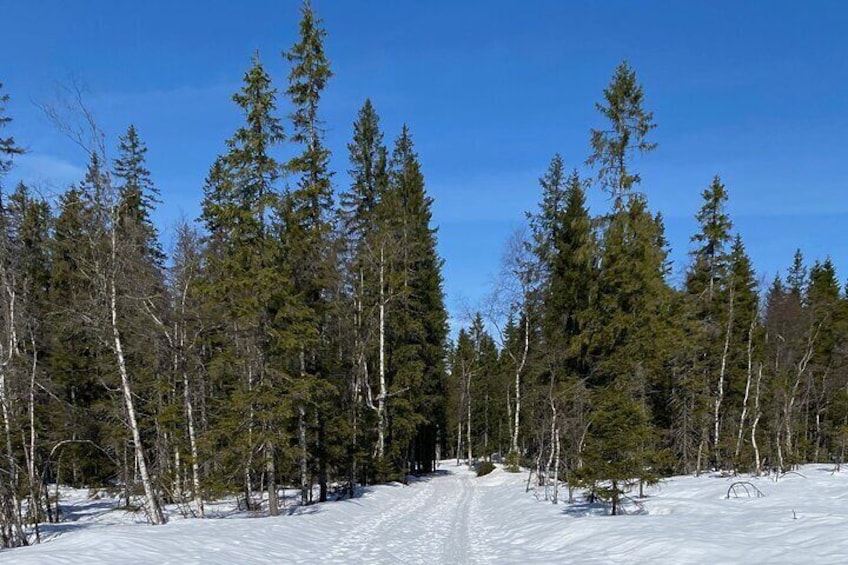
684,176,735,471
113,125,163,266
283,0,337,504
200,54,289,515
340,98,390,489
385,126,448,475
580,62,668,506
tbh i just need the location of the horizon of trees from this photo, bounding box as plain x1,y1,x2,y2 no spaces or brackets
0,1,846,547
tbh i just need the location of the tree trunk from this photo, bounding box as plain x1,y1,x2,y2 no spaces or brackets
182,360,203,518
299,403,309,506
714,288,734,470
735,317,756,466
752,363,763,475
511,315,529,455
376,245,387,460
266,442,277,516
466,367,472,467
110,268,165,525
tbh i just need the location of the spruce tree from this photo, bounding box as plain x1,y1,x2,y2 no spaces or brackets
199,54,289,514
684,176,735,471
0,83,24,179
340,98,390,490
587,61,657,204
283,0,337,503
385,126,448,475
113,125,163,266
582,62,668,499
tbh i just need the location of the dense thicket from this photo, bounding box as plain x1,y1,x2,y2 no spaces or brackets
0,3,846,544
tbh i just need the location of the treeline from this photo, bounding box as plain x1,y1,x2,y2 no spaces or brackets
449,62,848,515
0,2,448,546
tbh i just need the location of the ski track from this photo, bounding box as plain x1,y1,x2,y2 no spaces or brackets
325,467,477,564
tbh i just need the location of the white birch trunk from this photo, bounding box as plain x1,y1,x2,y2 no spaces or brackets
714,288,734,469
511,314,529,455
376,245,387,460
553,429,561,504
110,265,165,524
466,367,472,467
751,362,763,475
735,317,756,463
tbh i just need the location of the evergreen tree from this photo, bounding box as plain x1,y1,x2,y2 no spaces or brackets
384,126,448,475
578,384,661,515
283,0,337,504
687,176,732,304
113,125,163,266
339,98,390,490
580,62,668,499
683,176,735,471
587,61,657,204
0,83,24,179
199,54,289,514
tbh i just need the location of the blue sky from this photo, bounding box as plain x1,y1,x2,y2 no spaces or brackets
4,0,848,328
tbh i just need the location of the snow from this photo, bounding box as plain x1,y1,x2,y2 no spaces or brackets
3,463,848,564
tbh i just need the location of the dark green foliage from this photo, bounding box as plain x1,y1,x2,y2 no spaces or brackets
476,460,496,477
578,385,662,515
0,83,24,178
504,451,521,473
384,126,448,475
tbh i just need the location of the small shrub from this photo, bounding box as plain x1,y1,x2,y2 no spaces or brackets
476,461,496,477
505,451,521,473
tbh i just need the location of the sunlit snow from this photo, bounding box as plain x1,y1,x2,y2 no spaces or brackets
3,462,847,564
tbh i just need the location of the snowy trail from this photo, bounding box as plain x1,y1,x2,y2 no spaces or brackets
5,463,848,564
324,467,478,564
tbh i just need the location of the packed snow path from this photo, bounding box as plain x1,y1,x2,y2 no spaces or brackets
5,463,848,564
325,467,479,563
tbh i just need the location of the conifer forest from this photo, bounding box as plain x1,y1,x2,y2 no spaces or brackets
1,1,848,551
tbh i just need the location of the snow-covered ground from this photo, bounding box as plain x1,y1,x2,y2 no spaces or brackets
3,462,848,564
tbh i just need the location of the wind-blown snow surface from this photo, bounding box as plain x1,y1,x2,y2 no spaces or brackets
4,463,848,564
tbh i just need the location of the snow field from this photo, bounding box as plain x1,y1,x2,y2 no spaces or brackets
3,462,848,564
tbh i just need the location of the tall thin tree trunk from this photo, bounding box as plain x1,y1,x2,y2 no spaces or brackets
182,360,203,518
110,271,165,525
714,288,734,470
376,245,387,460
735,317,756,466
466,368,472,466
511,315,529,455
552,429,560,504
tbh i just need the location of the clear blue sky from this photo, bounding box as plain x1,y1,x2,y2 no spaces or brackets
4,0,848,329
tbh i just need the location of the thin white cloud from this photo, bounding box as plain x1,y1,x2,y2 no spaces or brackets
9,153,85,191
